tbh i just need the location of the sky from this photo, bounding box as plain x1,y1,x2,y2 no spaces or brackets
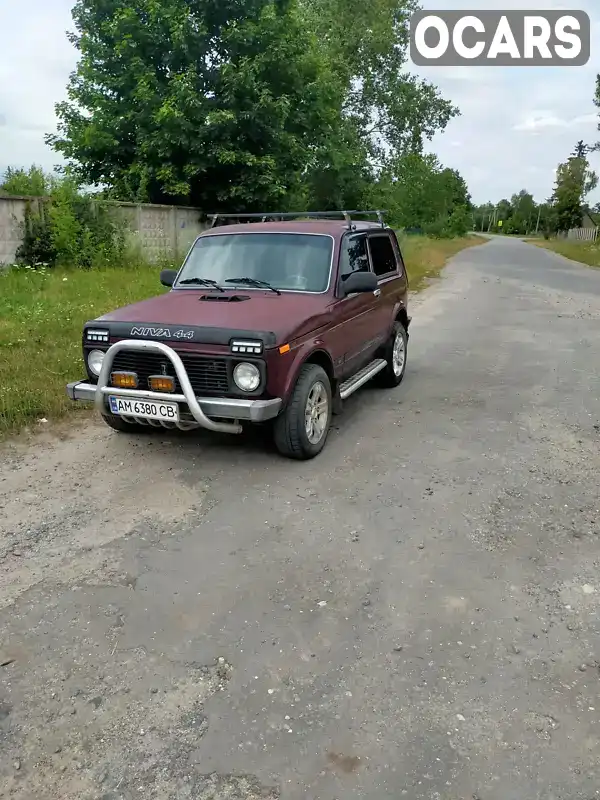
0,0,598,206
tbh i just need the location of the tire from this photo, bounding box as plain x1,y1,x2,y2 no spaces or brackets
273,364,332,460
101,414,157,434
375,321,408,388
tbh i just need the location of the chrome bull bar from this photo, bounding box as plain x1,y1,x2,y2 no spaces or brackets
95,339,243,434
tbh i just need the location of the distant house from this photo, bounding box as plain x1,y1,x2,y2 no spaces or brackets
566,209,600,241
581,210,600,229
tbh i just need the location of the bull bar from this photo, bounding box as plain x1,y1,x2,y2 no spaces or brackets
66,339,282,433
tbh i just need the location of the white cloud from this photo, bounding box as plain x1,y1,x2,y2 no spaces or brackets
513,112,598,131
0,0,598,206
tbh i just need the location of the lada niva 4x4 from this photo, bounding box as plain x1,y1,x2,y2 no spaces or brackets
67,211,411,460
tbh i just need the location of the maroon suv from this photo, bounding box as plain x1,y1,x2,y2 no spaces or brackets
67,211,410,459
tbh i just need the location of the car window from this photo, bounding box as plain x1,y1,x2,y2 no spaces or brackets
339,234,370,280
368,234,397,277
178,233,333,293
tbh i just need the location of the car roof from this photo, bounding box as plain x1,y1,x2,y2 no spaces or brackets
199,220,389,238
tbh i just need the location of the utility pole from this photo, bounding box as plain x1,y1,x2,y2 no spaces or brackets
535,205,542,234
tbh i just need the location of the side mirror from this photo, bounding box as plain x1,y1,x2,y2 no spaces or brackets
341,270,378,296
160,269,178,287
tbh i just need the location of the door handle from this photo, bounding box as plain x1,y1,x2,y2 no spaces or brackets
373,288,381,298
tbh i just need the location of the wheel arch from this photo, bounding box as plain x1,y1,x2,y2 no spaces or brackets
281,347,335,408
395,305,410,338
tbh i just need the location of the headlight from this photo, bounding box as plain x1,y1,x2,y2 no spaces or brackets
87,349,106,376
233,362,260,392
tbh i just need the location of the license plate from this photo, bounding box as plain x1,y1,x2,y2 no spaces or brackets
108,395,180,422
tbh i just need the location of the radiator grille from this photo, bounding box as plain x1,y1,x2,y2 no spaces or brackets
109,350,229,395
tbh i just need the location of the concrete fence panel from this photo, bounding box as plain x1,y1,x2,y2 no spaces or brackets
0,196,29,264
0,196,208,265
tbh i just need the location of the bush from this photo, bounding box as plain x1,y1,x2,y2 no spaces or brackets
16,201,55,266
423,205,471,239
3,168,127,269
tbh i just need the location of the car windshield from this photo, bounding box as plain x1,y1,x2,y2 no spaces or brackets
176,232,333,293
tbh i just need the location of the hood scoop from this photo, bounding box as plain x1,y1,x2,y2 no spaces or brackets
199,293,250,302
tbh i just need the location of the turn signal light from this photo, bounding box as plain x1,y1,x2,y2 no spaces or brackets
111,371,138,389
148,375,175,393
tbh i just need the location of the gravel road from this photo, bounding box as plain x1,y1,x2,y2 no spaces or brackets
2,236,600,800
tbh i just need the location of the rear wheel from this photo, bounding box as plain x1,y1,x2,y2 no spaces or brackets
101,414,157,434
273,364,332,460
375,321,408,388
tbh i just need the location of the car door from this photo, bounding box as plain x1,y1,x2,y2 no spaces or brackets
329,231,383,379
366,230,403,342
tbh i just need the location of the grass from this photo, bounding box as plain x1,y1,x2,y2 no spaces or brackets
0,234,485,438
401,233,486,290
531,237,600,268
0,262,170,436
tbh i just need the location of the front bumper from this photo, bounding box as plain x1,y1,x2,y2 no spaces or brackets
67,339,282,434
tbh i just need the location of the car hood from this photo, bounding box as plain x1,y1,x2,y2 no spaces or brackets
94,289,332,347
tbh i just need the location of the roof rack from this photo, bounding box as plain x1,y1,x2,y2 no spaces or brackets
207,210,387,230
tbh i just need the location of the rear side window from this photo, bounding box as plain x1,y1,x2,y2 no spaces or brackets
368,234,397,277
339,234,369,280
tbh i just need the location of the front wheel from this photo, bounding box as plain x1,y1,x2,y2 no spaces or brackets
375,322,408,388
273,364,332,460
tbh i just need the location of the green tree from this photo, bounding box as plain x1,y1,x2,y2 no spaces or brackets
442,204,472,237
301,0,458,161
48,0,343,211
0,165,53,196
472,202,495,232
506,190,535,234
592,74,600,152
551,154,598,231
438,168,471,212
493,198,512,231
48,0,459,211
376,152,441,229
375,152,470,234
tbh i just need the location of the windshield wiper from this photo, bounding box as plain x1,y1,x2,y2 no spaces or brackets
178,277,224,292
225,277,281,295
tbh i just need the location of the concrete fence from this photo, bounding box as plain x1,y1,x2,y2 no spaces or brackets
0,195,208,265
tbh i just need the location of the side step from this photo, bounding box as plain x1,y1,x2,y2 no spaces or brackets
339,359,387,400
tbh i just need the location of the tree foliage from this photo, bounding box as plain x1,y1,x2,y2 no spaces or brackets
300,0,458,158
0,165,52,197
592,74,600,153
48,0,460,213
376,152,472,236
551,153,598,232
49,0,345,211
